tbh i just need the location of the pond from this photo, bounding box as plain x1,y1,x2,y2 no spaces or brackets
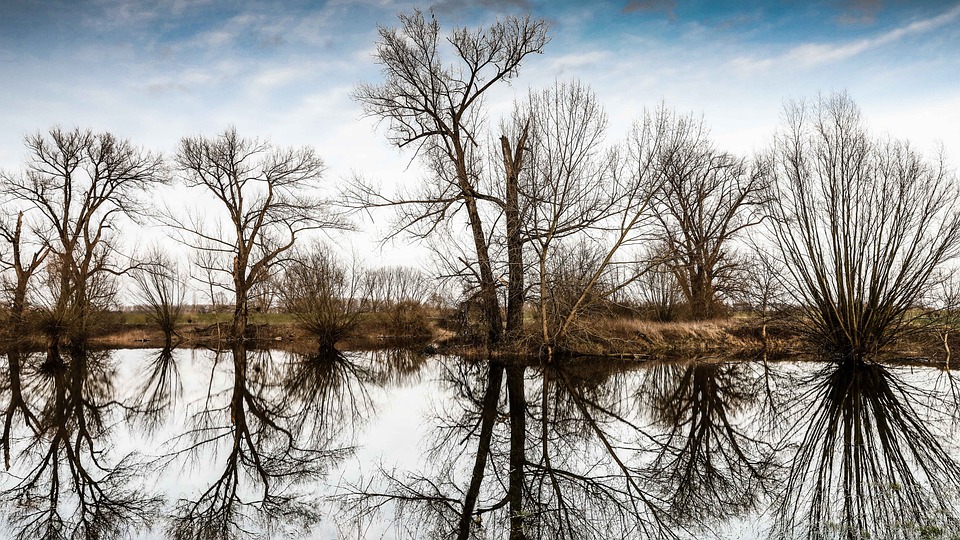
2,347,960,539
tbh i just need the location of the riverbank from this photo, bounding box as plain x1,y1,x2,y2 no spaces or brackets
20,311,954,365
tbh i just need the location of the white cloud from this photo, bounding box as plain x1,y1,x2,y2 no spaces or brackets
732,3,960,73
546,50,612,74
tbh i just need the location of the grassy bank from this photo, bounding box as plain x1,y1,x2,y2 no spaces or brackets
89,310,780,355
41,310,956,364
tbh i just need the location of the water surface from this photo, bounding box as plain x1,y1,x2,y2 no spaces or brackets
2,347,959,539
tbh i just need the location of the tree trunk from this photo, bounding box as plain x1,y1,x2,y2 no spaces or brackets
453,140,502,347
456,363,504,540
232,256,248,341
501,131,528,342
232,290,248,341
506,365,527,539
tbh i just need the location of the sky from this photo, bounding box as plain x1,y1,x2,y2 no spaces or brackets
1,0,959,262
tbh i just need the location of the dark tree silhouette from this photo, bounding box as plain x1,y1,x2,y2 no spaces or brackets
644,107,766,319
770,360,960,539
163,345,348,540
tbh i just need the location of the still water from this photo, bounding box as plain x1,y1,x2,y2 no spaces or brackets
2,347,959,539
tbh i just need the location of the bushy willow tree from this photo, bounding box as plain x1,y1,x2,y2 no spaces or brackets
763,92,960,358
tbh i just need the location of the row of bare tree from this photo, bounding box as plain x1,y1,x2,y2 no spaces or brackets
0,127,341,351
2,10,958,360
351,10,960,359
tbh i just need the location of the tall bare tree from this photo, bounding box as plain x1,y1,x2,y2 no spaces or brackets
352,9,548,347
1,127,165,350
513,83,664,355
763,92,960,358
644,107,766,319
2,350,163,539
169,127,343,341
516,81,624,350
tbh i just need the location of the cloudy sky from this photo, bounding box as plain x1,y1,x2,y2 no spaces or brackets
1,0,959,253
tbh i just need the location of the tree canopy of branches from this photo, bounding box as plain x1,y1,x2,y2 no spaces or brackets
170,127,344,341
164,345,346,540
763,92,960,359
646,107,766,319
517,81,623,350
516,83,671,356
771,361,960,539
352,9,548,347
1,127,165,350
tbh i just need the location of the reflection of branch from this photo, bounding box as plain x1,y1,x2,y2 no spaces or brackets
641,361,774,526
772,360,960,539
2,350,40,470
164,346,348,540
126,347,182,434
2,350,162,539
555,369,675,537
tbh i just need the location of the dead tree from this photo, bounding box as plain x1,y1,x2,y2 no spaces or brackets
351,9,548,347
169,127,344,341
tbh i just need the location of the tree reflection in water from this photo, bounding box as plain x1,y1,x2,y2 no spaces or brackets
639,359,776,530
128,346,182,434
770,359,960,539
5,346,960,538
1,349,161,540
345,358,684,539
162,345,368,540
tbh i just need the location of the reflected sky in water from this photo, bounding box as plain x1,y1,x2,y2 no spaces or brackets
2,347,960,539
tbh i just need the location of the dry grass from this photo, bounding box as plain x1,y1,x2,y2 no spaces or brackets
557,315,774,356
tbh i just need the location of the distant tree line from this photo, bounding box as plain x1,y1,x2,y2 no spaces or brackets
1,10,958,362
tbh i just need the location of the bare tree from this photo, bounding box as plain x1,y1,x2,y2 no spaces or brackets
352,9,548,347
169,127,344,341
634,244,682,321
770,362,960,538
343,358,685,539
279,243,369,351
1,127,165,350
643,106,766,319
763,92,960,358
0,210,49,342
131,245,186,346
0,210,48,467
518,84,662,356
515,81,619,350
640,360,774,527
